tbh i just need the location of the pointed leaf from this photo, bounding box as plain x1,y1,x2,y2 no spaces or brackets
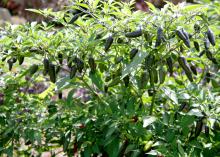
122,51,147,78
143,116,157,128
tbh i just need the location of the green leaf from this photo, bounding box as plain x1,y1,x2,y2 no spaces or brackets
93,0,101,9
165,129,175,143
38,83,55,99
63,131,71,152
66,89,75,107
146,2,157,12
104,135,117,147
130,150,141,157
56,77,71,90
105,137,120,157
177,141,186,157
183,4,206,12
89,71,104,91
106,125,117,138
187,109,203,117
76,2,89,10
143,116,157,128
125,144,136,154
180,116,195,136
84,147,92,157
35,131,42,145
92,143,100,154
5,146,13,157
178,93,191,100
146,150,161,156
25,9,43,15
122,51,147,79
162,87,178,104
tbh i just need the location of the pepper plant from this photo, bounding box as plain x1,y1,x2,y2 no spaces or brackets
0,0,220,156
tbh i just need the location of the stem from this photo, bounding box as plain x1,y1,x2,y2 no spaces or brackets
149,88,156,115
149,86,156,115
81,78,109,106
78,6,109,29
197,61,206,84
149,83,161,115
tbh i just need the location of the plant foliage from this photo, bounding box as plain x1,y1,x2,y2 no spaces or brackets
0,0,220,156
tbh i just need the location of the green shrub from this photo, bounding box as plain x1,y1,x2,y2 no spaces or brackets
0,1,220,156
